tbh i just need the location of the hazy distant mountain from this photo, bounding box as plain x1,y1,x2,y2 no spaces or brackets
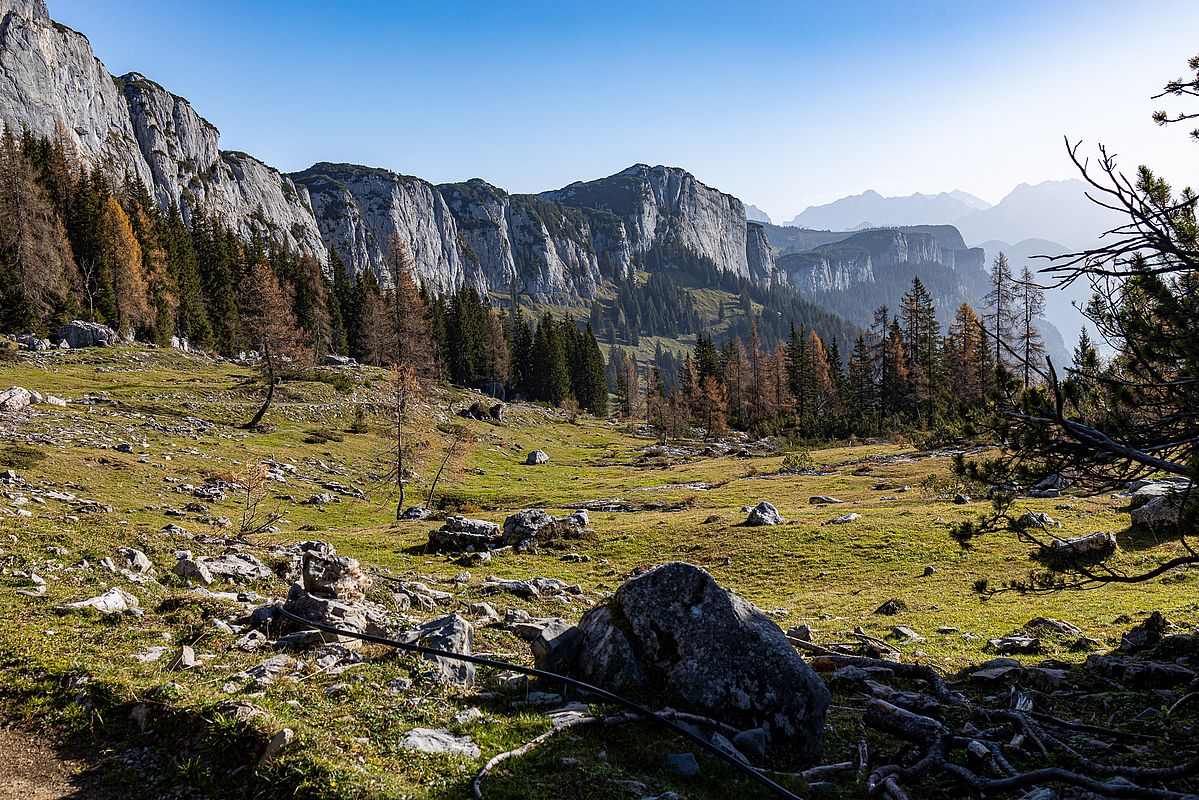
785,189,991,230
745,204,772,225
955,180,1121,251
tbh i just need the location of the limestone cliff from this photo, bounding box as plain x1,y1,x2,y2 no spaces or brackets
1,0,777,301
0,0,326,260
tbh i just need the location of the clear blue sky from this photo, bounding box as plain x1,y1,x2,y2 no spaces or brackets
49,0,1199,221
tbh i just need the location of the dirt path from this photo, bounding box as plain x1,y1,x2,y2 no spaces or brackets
0,726,100,800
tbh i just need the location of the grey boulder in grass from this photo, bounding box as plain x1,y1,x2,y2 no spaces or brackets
542,562,830,760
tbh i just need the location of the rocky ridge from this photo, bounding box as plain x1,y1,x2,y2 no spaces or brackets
0,0,777,301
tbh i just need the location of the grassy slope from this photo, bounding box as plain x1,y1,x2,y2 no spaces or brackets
0,347,1194,799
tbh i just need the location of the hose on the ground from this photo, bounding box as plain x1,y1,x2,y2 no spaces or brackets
274,605,805,800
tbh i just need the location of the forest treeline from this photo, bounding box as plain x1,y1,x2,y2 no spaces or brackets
0,124,1061,438
612,254,1065,440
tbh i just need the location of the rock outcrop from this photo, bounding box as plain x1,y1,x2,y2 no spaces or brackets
294,162,774,298
779,228,984,295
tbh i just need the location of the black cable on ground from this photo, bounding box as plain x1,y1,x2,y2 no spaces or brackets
274,605,806,800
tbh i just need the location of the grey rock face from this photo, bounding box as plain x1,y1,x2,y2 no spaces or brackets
564,562,830,759
778,228,984,295
297,162,773,298
57,321,117,348
0,4,324,262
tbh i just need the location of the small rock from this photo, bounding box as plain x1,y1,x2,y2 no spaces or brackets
525,449,549,466
665,752,699,777
167,645,197,671
398,727,481,758
745,501,782,526
874,599,907,616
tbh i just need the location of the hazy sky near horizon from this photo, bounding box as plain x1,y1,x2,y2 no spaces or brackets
49,0,1199,221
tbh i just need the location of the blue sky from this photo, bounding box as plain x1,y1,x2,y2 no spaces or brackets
50,0,1199,221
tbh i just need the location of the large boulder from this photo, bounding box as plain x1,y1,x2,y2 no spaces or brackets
428,516,502,551
300,550,371,602
501,508,589,549
0,386,32,413
1129,481,1189,530
525,449,549,465
57,320,118,348
549,562,829,759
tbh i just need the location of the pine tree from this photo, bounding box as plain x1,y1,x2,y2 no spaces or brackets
846,334,877,430
983,252,1019,384
900,276,940,423
1016,265,1046,386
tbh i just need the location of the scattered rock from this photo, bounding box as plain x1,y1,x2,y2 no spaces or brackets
808,496,843,505
953,494,971,505
827,513,860,524
501,508,589,549
115,547,153,574
874,599,907,616
56,587,138,616
922,565,936,577
987,633,1040,655
525,449,549,465
428,516,502,551
404,614,475,685
0,386,32,413
1023,618,1083,637
665,752,699,777
1016,512,1057,529
1119,611,1170,654
167,645,197,671
1044,531,1116,559
256,728,294,769
745,501,782,526
398,727,481,758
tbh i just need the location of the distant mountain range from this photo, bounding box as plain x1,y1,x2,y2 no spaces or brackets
787,181,1122,252
786,190,991,230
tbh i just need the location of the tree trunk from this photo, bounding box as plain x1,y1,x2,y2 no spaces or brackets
243,348,275,429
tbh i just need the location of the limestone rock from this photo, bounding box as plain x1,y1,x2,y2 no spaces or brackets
428,516,502,551
0,387,32,413
525,449,550,465
57,587,138,616
398,727,480,758
745,501,782,526
56,321,118,348
301,550,371,602
403,614,475,685
557,562,829,759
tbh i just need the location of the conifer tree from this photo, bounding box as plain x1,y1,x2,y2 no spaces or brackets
1016,265,1047,386
239,259,311,428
